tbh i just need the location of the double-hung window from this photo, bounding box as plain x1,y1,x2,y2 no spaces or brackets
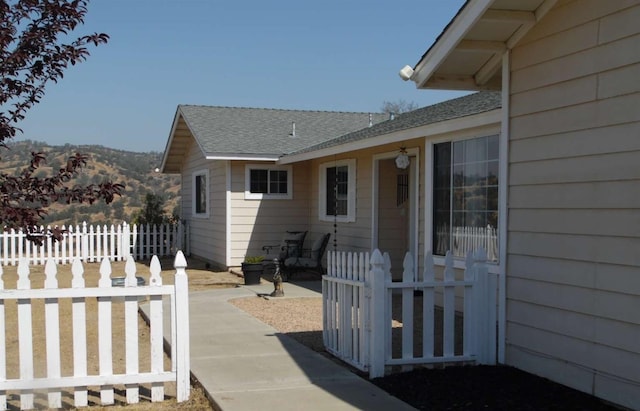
245,165,292,200
319,159,356,222
193,169,209,218
433,135,499,261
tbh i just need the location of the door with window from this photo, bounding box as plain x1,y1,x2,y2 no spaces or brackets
375,155,417,280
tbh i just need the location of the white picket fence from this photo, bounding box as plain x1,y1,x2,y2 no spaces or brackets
323,248,498,378
435,225,498,262
0,222,189,266
0,252,191,409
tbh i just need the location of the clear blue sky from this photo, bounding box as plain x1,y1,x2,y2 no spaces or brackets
17,0,467,153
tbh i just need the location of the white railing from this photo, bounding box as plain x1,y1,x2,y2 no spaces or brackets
323,248,498,378
0,252,191,409
435,225,498,262
0,222,189,265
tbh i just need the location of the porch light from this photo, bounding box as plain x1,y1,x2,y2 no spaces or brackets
395,147,410,169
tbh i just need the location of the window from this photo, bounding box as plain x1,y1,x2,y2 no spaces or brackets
245,165,292,199
433,135,499,261
193,169,209,217
319,159,356,222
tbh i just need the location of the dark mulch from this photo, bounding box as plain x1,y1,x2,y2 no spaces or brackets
371,365,619,411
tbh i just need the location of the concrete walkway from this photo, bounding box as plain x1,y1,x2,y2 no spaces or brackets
143,281,415,411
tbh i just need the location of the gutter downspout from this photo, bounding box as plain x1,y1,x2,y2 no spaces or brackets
225,160,232,268
498,51,510,364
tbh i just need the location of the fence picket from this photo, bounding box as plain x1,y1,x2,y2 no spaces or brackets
17,259,34,409
44,259,62,408
401,253,414,372
98,258,115,405
0,264,5,410
124,257,140,404
423,252,435,358
71,259,88,407
149,256,165,401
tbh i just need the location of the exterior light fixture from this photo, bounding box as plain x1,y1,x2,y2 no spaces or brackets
395,147,410,170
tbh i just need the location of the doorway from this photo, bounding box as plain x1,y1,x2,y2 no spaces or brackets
372,149,419,280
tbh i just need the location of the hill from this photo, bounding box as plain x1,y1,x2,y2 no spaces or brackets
1,140,181,227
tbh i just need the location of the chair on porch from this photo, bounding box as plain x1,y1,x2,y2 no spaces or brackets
282,233,331,280
261,230,307,261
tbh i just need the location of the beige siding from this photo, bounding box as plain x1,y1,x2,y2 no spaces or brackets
228,161,310,266
507,1,640,407
307,139,426,277
180,140,227,268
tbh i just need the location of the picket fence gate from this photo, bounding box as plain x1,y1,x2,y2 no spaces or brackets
0,252,190,410
0,222,189,266
323,248,497,378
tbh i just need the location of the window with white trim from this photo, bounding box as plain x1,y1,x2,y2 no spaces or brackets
319,159,356,222
192,169,209,218
245,164,292,200
433,135,499,261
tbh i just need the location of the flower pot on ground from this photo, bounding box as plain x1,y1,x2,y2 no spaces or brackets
241,256,264,285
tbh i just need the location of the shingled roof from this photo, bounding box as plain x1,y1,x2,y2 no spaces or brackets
282,91,501,159
161,105,388,172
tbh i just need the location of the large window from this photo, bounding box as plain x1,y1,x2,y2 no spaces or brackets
245,165,292,199
433,135,499,261
193,169,209,217
319,159,356,222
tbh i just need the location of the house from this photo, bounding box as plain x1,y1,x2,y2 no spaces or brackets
160,1,639,407
160,105,388,268
395,0,640,408
161,95,501,274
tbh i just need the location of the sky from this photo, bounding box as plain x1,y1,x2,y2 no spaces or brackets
16,0,468,153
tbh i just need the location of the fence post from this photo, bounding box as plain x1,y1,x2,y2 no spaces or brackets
122,223,131,260
174,250,190,402
474,248,497,365
368,249,386,378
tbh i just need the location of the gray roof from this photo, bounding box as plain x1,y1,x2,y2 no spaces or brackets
284,91,502,157
178,105,389,157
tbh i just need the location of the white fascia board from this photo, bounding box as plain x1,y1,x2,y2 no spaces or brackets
278,109,501,164
205,154,280,161
412,0,495,88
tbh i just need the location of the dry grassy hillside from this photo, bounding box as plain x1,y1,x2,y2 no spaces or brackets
1,140,181,227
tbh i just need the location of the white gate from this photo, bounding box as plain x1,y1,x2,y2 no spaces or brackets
322,248,498,378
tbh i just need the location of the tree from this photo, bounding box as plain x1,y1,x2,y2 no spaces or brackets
133,193,167,226
381,99,419,116
0,0,124,241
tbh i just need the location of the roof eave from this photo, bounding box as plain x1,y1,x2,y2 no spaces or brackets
279,109,501,165
410,0,495,89
409,0,558,91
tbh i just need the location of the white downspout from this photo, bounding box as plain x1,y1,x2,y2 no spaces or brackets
225,160,232,268
498,51,510,364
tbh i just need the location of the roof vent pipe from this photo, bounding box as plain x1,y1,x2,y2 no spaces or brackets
368,113,373,127
289,121,296,138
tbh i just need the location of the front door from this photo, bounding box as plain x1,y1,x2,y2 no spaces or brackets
373,152,418,280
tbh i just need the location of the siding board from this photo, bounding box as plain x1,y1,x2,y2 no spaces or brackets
509,181,640,209
510,93,640,139
509,209,640,237
511,34,640,93
508,232,640,267
510,122,640,163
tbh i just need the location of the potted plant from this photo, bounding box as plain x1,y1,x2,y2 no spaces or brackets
241,255,264,285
